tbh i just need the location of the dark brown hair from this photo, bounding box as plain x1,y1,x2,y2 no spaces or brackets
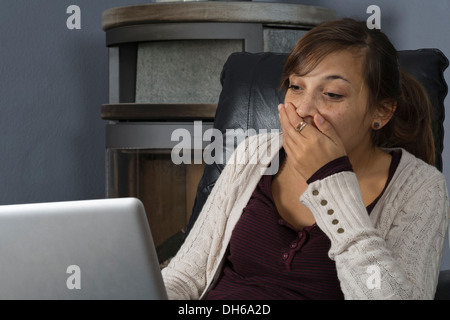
281,18,435,165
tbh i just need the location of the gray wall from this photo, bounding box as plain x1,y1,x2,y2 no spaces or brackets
1,0,449,270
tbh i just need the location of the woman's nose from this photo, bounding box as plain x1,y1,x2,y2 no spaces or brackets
288,93,317,120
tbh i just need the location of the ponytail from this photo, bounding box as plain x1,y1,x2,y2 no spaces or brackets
373,71,435,166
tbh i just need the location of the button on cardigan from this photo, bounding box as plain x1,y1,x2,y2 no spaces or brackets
161,132,449,300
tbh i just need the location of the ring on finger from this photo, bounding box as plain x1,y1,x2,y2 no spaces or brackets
295,121,307,133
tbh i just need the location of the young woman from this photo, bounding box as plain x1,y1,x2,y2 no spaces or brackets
161,19,449,300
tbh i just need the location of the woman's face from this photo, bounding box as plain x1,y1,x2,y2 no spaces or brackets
284,50,374,155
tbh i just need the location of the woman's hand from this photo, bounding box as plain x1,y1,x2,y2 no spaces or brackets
278,102,347,181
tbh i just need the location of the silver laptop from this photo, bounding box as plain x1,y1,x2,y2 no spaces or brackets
0,197,168,300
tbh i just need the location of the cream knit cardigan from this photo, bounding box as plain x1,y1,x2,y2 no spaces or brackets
162,132,449,300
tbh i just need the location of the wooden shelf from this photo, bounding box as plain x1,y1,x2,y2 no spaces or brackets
102,2,336,30
101,103,217,121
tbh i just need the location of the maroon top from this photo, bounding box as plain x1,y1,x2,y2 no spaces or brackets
205,150,401,300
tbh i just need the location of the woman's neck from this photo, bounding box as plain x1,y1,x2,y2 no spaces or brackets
347,145,387,178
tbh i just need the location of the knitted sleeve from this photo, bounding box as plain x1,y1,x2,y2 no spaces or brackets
300,166,449,299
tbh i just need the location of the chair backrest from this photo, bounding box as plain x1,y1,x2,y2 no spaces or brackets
185,49,449,235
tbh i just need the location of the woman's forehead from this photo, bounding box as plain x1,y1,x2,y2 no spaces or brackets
291,50,365,83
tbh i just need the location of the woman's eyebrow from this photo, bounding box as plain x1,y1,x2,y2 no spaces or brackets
324,74,352,85
292,73,352,85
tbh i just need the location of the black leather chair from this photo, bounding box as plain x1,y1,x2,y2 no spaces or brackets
186,49,450,299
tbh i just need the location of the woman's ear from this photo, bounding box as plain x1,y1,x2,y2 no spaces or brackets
372,99,397,130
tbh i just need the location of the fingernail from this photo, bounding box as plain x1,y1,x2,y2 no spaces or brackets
284,103,288,108
278,104,283,111
316,114,324,125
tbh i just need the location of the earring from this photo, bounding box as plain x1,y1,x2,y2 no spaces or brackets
372,122,381,130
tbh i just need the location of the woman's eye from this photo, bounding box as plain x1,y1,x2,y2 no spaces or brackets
324,92,344,99
288,85,302,92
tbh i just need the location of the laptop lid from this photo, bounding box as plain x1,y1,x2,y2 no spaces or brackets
0,197,168,300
